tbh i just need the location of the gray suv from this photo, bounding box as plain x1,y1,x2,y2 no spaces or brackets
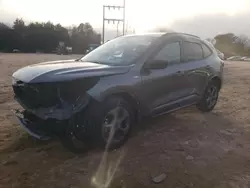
12,32,224,152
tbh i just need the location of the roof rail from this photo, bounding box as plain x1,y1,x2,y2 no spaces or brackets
165,32,200,38
178,32,200,38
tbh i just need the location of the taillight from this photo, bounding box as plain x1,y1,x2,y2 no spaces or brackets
220,60,224,67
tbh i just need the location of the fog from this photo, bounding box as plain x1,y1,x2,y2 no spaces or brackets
1,1,250,40
91,12,250,40
169,12,250,39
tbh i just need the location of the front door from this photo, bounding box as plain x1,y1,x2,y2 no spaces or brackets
140,39,190,114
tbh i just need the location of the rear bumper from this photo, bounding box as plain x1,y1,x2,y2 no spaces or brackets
13,109,52,140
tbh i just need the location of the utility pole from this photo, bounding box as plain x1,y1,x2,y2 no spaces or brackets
102,0,126,43
116,21,119,37
122,0,125,36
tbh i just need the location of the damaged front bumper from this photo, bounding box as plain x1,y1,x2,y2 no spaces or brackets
11,78,97,140
14,93,90,120
12,95,93,140
13,109,52,140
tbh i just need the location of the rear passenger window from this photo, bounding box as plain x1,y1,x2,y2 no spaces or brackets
201,43,212,58
183,41,203,61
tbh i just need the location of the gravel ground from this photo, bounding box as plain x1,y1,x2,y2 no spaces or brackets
1,53,250,188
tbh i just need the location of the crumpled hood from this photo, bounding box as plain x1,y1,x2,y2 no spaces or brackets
12,59,131,83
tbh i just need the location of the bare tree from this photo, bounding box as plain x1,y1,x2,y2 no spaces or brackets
235,34,250,48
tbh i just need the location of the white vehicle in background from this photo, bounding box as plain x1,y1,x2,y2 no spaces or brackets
243,57,250,61
216,49,225,60
227,56,242,61
12,49,20,53
240,56,247,61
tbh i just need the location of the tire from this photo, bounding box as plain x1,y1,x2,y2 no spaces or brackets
59,119,91,153
59,96,135,152
197,80,220,112
86,96,135,150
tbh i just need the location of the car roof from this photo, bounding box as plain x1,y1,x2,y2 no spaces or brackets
122,33,165,38
122,32,200,39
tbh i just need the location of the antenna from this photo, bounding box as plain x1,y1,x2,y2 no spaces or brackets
102,0,126,43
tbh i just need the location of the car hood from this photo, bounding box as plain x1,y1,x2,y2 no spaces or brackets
12,59,131,83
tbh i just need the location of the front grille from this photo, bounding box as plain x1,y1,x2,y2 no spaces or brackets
13,82,59,109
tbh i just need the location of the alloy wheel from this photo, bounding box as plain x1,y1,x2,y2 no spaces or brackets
102,106,130,145
206,85,218,108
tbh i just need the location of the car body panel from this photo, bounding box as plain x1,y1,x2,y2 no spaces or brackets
140,63,190,112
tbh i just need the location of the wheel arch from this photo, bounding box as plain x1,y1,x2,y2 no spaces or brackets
210,76,222,90
102,90,145,123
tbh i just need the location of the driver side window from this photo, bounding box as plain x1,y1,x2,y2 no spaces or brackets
154,42,181,64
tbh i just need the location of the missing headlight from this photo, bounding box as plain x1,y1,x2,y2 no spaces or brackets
57,77,99,104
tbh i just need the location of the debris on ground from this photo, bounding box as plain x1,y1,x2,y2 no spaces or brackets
186,155,194,160
151,173,167,184
2,160,18,166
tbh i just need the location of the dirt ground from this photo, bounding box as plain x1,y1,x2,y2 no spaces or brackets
1,53,250,188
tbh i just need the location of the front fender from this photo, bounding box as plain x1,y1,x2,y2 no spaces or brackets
87,86,150,116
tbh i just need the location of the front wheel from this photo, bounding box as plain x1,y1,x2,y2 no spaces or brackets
197,80,220,112
59,119,90,153
96,97,135,150
59,97,135,153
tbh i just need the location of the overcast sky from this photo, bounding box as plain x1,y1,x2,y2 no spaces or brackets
1,0,250,38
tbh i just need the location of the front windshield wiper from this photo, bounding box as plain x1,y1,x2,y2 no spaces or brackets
79,60,102,64
75,58,82,62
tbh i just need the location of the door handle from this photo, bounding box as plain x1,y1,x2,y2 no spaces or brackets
175,71,184,76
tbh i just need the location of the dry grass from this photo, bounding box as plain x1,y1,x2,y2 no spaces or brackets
1,53,250,188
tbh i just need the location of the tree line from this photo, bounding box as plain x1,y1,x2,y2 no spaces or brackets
1,19,250,57
207,33,250,58
0,18,101,54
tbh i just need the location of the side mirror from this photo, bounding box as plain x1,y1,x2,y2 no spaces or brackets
146,60,168,69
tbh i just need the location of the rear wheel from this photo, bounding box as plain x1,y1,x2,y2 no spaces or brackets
197,80,220,112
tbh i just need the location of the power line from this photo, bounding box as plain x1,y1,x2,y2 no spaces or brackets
102,0,125,43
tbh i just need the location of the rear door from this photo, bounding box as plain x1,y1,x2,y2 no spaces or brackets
181,40,212,97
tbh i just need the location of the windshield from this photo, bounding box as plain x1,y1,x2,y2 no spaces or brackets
80,35,157,65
